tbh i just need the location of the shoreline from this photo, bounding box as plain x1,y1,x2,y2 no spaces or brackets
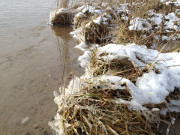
49,0,180,135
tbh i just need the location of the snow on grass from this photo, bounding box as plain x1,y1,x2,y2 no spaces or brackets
129,18,152,32
76,5,103,15
69,1,180,112
165,1,180,6
149,10,163,26
85,16,110,28
128,9,180,42
160,0,180,4
129,11,180,33
165,12,180,31
78,50,91,67
51,0,180,120
78,43,180,110
49,8,66,24
82,5,95,13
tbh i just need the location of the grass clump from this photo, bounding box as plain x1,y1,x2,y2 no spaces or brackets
52,87,160,135
91,57,141,83
49,1,180,135
83,21,110,44
74,10,95,29
50,8,74,25
115,0,180,48
89,48,142,83
57,0,70,8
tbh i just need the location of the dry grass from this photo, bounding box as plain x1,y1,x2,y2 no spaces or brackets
90,56,141,83
115,0,180,48
73,11,94,29
115,1,157,45
58,0,69,8
50,1,180,135
166,88,180,102
50,9,74,25
83,21,110,44
55,87,160,135
115,23,148,44
50,65,179,135
89,46,142,83
74,13,111,44
55,0,179,47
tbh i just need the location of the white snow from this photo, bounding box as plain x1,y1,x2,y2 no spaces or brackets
128,10,180,40
129,18,152,31
149,11,163,27
92,16,109,25
70,27,85,42
160,0,180,6
152,108,160,112
78,50,91,67
75,42,99,52
82,5,94,13
78,43,180,108
165,12,180,31
75,12,84,17
85,15,110,28
166,1,180,6
162,36,170,41
93,16,102,25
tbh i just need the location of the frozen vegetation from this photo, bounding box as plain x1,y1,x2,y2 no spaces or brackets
49,0,180,134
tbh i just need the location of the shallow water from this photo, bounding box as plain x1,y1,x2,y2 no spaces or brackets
0,0,83,134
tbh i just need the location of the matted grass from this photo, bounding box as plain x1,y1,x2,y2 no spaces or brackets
54,87,160,135
49,1,180,135
50,9,74,25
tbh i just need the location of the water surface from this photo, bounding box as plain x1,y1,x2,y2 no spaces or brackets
0,0,83,134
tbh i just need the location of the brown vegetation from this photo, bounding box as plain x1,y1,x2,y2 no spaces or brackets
56,87,160,135
50,1,180,135
50,9,74,25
